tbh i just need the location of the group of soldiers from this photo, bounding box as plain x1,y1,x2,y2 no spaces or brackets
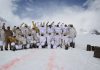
0,21,77,51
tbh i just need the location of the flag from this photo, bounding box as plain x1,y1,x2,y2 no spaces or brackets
32,21,40,33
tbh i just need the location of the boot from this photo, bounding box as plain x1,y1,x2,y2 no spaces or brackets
23,44,27,49
51,44,53,49
36,45,39,48
70,42,75,48
33,44,37,48
24,46,27,49
45,41,48,47
65,45,69,50
10,46,12,50
30,44,33,48
72,42,75,48
42,45,45,48
5,47,8,50
31,44,36,48
12,46,16,51
0,46,3,51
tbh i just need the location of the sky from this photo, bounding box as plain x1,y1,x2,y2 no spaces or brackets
0,0,100,33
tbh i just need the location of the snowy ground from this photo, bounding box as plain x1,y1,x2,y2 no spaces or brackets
0,34,100,70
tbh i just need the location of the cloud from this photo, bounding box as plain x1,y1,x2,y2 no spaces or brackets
0,0,21,27
0,0,33,27
0,0,100,34
82,0,100,31
12,0,86,19
38,0,100,33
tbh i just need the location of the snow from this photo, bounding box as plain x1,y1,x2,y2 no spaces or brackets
75,34,100,50
0,34,100,70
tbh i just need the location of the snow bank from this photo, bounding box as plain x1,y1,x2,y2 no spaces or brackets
75,34,100,50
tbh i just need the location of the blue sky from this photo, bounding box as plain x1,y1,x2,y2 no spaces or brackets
12,0,87,19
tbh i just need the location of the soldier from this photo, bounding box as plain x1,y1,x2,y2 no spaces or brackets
53,23,62,48
38,33,46,48
21,24,31,38
47,25,55,49
15,27,22,42
31,28,39,48
19,35,27,49
3,26,13,50
27,34,34,48
67,24,77,48
62,24,70,50
38,23,47,48
31,28,38,41
54,33,61,48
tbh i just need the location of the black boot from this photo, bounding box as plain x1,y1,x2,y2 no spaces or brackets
65,45,69,50
35,44,38,48
23,44,27,49
51,44,53,49
1,48,3,51
30,43,37,48
1,46,3,51
24,46,27,49
70,42,75,48
33,44,37,48
42,45,45,48
70,42,73,47
30,44,33,48
10,46,12,50
5,47,8,50
12,46,16,51
45,41,48,47
72,42,75,48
